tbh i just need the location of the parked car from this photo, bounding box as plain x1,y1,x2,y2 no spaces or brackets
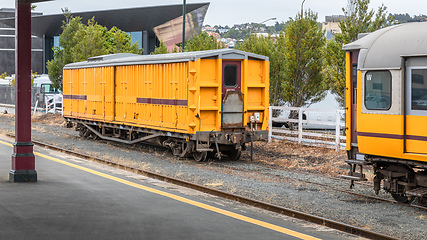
412,95,427,110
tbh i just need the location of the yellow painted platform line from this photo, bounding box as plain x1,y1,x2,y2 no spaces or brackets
0,139,320,240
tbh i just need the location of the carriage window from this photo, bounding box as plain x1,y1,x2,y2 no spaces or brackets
352,64,357,104
365,71,391,110
411,69,427,110
224,65,237,87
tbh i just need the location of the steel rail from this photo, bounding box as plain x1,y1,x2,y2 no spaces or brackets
209,161,427,211
4,133,398,240
236,159,376,188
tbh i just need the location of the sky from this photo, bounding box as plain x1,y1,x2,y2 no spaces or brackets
2,0,427,26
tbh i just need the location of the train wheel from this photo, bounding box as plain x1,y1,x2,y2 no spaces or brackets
226,149,241,161
386,165,415,204
391,193,414,204
193,151,207,162
78,130,85,137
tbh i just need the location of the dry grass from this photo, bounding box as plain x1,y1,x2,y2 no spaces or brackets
0,112,15,118
242,140,349,178
31,113,66,126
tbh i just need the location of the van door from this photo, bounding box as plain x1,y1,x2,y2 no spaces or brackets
221,61,243,128
405,57,427,154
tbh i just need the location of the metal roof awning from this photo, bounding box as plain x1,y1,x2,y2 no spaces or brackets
0,3,209,37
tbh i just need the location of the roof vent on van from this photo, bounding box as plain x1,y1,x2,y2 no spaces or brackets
87,53,138,62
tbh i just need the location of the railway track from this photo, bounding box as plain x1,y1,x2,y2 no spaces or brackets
208,161,427,211
238,159,376,188
4,133,397,240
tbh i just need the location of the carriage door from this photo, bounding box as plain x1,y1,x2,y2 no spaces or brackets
405,57,427,154
350,52,359,143
221,61,243,128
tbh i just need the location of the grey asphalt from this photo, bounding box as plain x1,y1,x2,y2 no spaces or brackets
0,135,361,240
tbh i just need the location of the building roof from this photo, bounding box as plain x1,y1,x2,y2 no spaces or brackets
64,49,269,69
343,22,427,70
0,3,209,37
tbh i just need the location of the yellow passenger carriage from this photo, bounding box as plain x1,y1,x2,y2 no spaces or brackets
62,49,269,162
343,22,427,203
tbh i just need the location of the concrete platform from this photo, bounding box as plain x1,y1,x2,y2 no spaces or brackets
0,135,361,240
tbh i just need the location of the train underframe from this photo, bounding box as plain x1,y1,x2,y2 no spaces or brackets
344,148,427,204
65,118,267,162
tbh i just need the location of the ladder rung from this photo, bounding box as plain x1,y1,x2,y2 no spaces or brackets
345,160,368,165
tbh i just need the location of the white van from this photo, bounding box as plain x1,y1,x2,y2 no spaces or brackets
0,79,10,86
33,75,62,109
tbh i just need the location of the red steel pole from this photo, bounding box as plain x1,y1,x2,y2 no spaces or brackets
10,0,37,182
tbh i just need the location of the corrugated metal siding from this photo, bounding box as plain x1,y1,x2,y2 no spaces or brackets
114,63,188,131
63,53,270,134
243,59,269,130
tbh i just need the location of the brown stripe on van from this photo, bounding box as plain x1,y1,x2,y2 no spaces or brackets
137,98,187,106
63,95,87,100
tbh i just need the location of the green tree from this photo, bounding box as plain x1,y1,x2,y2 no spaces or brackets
47,15,141,90
74,17,109,61
151,41,169,55
324,36,346,106
8,70,39,86
237,34,286,106
0,72,8,80
325,0,395,106
222,28,250,40
283,10,326,108
184,31,224,52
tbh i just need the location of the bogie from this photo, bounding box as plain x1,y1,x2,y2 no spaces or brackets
376,164,416,203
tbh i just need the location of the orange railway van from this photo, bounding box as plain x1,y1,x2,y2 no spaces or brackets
343,22,427,203
63,49,270,162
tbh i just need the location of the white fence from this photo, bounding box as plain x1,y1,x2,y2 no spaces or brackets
268,106,346,150
32,94,63,114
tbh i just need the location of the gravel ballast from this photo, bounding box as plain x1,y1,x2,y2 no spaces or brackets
0,113,425,240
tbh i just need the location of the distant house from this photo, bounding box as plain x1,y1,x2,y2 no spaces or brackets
203,26,215,32
218,28,229,34
322,15,344,40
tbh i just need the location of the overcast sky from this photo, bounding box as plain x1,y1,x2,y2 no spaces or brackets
2,0,426,26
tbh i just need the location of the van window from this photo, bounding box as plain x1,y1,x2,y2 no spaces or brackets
224,65,237,87
364,71,391,110
41,84,58,93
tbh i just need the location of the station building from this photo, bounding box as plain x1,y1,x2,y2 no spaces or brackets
0,3,209,75
0,8,43,75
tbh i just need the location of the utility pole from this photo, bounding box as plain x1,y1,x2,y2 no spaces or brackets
182,0,186,51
